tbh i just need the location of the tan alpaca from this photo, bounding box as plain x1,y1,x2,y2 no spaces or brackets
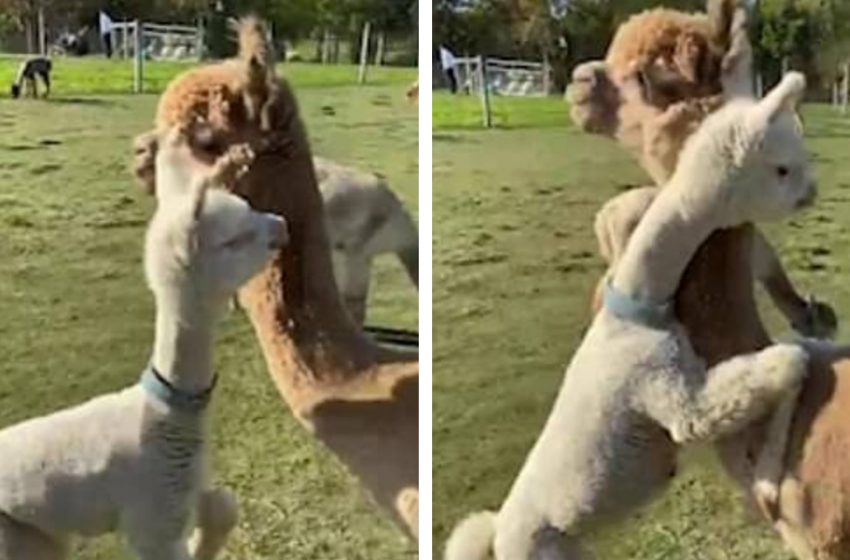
131,17,418,539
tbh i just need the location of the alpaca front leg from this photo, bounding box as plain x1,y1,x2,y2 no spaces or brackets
665,344,808,444
188,488,239,560
752,230,837,338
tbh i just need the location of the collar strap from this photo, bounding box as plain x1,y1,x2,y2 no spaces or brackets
602,279,674,329
140,365,217,413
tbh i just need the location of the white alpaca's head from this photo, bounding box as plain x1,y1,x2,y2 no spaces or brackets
145,134,287,306
673,72,815,227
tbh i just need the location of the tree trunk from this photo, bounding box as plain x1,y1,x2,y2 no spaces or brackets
374,31,385,66
24,13,36,54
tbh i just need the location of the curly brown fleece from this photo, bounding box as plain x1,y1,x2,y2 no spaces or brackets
568,0,736,185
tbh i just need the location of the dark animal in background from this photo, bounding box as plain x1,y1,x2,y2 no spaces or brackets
10,57,52,99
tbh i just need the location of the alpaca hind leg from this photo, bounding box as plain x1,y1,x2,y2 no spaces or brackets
493,514,590,560
0,512,67,560
188,488,239,560
664,344,808,444
752,384,801,519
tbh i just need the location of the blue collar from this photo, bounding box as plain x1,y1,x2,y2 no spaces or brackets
139,365,217,413
602,280,674,329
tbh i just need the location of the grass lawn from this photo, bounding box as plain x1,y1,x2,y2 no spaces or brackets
0,54,416,96
433,100,850,558
0,61,417,559
433,91,571,130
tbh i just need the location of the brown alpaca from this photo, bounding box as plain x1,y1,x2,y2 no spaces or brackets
132,18,418,539
573,2,850,558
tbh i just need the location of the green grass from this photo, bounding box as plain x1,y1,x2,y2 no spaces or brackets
0,54,416,96
433,101,850,558
0,72,417,557
433,91,571,130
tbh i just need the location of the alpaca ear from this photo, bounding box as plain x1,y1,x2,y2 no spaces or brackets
708,0,737,48
720,7,755,99
754,72,806,124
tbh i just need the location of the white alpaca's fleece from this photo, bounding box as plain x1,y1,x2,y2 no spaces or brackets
446,72,816,560
0,135,285,560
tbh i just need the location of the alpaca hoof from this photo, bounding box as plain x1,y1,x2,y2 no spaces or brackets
657,101,702,130
792,296,838,339
756,344,808,392
214,144,255,182
225,143,255,169
754,478,781,522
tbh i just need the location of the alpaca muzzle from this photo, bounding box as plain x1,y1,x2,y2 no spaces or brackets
796,182,817,209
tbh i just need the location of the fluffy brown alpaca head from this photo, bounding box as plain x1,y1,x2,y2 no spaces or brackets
567,0,739,182
132,17,319,224
605,3,734,104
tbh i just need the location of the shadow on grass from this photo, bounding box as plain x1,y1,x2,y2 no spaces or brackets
433,133,475,143
47,97,117,107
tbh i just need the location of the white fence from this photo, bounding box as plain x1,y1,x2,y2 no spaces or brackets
111,21,203,61
452,55,551,128
455,56,549,98
110,20,204,92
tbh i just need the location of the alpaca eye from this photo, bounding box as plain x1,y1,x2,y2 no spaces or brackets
777,166,789,177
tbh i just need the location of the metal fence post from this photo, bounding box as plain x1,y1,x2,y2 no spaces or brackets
479,55,492,128
357,21,371,84
133,21,143,94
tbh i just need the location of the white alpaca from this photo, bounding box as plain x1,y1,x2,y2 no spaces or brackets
445,72,816,560
0,130,287,560
314,157,418,324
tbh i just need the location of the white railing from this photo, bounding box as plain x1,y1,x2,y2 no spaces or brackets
450,55,551,127
110,20,205,92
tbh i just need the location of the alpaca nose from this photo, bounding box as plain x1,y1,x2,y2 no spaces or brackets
267,215,288,250
798,180,817,208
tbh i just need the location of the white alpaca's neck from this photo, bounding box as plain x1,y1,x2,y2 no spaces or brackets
611,177,721,304
151,288,218,394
